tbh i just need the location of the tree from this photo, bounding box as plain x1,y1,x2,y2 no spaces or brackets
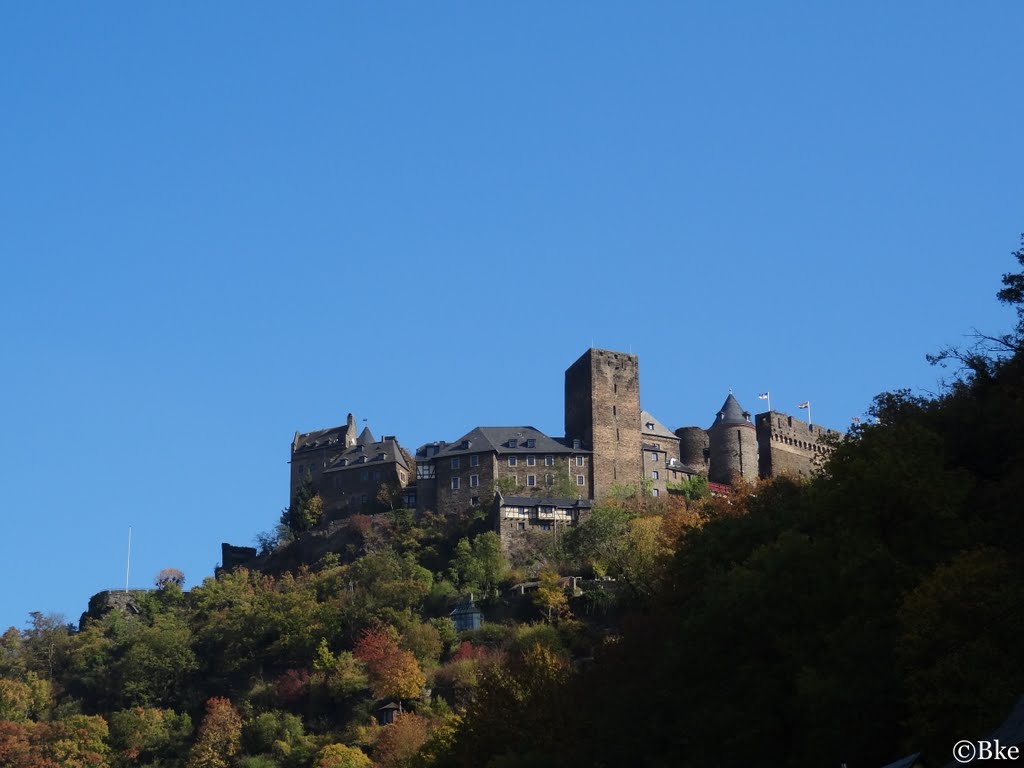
354,626,425,702
281,470,325,535
31,715,111,768
186,697,242,768
317,743,372,768
372,712,430,768
154,568,185,589
108,707,192,767
532,569,569,622
447,533,507,596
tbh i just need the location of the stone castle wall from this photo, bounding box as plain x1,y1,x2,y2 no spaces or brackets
755,411,839,480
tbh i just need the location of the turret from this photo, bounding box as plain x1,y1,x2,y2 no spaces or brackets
706,394,758,485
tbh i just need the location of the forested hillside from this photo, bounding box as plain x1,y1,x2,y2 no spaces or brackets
2,242,1023,768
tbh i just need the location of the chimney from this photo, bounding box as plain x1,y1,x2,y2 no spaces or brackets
346,413,357,447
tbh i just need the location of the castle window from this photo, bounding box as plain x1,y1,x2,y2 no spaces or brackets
508,438,518,448
613,405,617,416
470,474,479,488
451,477,460,490
373,470,381,481
471,496,480,506
545,455,554,466
416,464,436,479
527,455,535,466
508,456,517,467
525,438,536,448
451,457,461,469
545,474,554,486
470,454,479,467
527,475,536,487
518,522,526,530
576,456,584,466
650,452,659,462
361,471,369,481
573,438,582,449
576,475,585,486
652,470,659,480
652,488,659,497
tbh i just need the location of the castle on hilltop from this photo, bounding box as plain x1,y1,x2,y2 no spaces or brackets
283,348,839,548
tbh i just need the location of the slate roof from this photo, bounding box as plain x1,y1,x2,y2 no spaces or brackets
417,426,589,461
641,410,678,440
292,425,349,454
710,393,752,429
322,436,411,474
499,496,593,509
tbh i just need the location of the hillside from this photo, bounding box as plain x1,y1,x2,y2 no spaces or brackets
1,242,1023,768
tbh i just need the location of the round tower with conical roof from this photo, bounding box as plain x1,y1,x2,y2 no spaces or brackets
707,393,758,485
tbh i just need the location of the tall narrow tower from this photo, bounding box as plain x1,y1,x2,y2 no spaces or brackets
564,348,642,498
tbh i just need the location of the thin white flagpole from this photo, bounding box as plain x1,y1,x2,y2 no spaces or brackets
807,402,812,428
126,526,132,592
767,393,771,413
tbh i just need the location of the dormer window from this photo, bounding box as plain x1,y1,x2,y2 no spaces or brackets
340,459,348,466
645,422,655,430
573,438,582,449
508,439,518,449
525,438,536,448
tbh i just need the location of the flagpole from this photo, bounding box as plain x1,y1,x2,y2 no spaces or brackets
126,526,132,593
808,403,812,428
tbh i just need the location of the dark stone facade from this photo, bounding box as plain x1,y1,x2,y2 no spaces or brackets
291,414,414,520
415,427,590,515
564,349,643,498
755,411,839,480
707,394,759,485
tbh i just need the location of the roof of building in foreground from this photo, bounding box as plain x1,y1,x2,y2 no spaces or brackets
416,426,591,460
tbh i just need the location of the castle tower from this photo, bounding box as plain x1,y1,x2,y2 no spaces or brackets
564,348,642,498
674,426,710,475
707,394,758,485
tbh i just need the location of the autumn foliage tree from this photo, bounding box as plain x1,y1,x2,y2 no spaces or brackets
354,625,425,702
186,697,242,768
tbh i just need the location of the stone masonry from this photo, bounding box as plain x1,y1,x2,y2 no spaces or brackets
755,411,840,480
564,348,643,498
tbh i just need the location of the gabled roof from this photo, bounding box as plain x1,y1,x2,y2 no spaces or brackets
418,426,588,460
709,393,752,429
641,410,677,440
292,424,349,454
322,436,411,473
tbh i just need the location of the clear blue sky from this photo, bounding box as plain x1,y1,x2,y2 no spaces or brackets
2,3,1021,629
